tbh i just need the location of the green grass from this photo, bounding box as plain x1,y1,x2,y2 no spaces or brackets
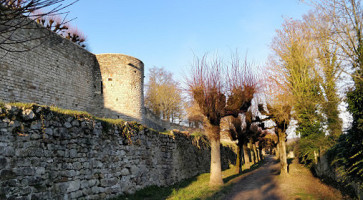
293,192,317,200
159,130,174,136
112,161,264,200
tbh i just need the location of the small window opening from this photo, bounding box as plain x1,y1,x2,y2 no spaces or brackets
100,81,103,94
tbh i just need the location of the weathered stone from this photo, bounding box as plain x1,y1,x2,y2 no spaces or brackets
55,182,69,193
30,133,41,140
93,128,102,135
120,168,130,176
71,120,80,127
91,186,101,194
0,157,7,168
64,122,72,128
22,109,35,121
9,121,20,128
35,107,43,113
130,165,139,175
67,180,81,192
70,190,83,199
0,169,16,180
88,179,98,187
35,167,45,175
22,167,35,176
100,178,118,187
30,121,42,130
28,176,43,186
69,149,78,158
80,180,89,189
0,122,7,128
2,146,15,156
44,128,53,135
5,105,19,115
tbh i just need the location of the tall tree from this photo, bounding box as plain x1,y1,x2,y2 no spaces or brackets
309,0,363,182
269,17,326,165
145,67,184,123
188,55,257,186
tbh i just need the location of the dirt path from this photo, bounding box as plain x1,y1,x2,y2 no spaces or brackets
223,155,344,200
224,155,283,200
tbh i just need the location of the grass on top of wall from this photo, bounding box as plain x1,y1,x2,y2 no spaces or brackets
111,161,264,200
0,101,145,130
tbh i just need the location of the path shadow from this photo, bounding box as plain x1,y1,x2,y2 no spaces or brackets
207,158,282,200
223,161,264,183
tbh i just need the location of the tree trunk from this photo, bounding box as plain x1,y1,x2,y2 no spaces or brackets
209,138,223,186
236,144,242,173
253,143,259,162
243,143,250,169
205,123,223,186
259,146,264,160
278,131,288,174
275,144,280,159
249,140,255,164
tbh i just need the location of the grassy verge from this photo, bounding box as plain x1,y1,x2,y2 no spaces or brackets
112,161,264,200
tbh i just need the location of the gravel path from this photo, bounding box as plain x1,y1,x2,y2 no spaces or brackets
224,155,283,200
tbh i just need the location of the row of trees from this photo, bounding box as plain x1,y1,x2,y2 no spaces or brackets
265,0,362,187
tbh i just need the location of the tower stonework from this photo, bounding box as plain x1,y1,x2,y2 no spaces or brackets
96,54,144,123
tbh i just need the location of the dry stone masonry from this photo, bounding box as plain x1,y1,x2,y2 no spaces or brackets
0,104,236,199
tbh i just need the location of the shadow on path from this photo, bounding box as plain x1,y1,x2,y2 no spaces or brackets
219,155,283,200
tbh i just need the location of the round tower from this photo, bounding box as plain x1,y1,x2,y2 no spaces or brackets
96,53,144,123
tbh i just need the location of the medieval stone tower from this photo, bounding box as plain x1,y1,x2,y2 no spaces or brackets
96,54,145,123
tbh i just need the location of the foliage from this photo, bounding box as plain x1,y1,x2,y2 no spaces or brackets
302,12,343,139
327,68,363,186
305,0,363,191
328,128,363,183
296,133,327,167
145,67,184,123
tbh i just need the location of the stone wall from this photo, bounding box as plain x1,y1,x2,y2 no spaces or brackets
0,20,103,115
0,104,236,199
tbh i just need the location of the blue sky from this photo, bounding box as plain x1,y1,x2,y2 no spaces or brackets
61,0,311,80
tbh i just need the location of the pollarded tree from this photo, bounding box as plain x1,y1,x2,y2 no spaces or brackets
0,0,76,52
188,55,257,186
145,67,184,123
